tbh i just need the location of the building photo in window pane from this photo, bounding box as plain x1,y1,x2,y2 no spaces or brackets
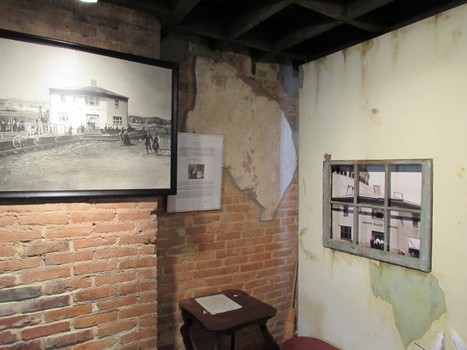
358,207,385,249
324,159,432,271
331,204,354,241
389,210,421,258
389,164,422,207
331,165,355,200
357,165,385,205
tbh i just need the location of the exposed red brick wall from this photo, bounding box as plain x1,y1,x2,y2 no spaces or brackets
157,171,298,350
0,200,158,349
0,1,161,349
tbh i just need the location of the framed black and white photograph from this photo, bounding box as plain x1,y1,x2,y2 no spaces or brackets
323,159,433,272
0,29,178,199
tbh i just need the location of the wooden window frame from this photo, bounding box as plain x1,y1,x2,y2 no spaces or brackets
323,159,433,272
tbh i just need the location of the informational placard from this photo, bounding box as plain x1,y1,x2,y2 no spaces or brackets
167,132,223,213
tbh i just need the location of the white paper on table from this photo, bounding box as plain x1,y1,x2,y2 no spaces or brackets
195,294,242,315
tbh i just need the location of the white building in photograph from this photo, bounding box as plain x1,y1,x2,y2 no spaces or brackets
331,170,421,257
49,80,129,134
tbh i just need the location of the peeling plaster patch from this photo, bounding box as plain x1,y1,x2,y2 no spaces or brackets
242,151,253,173
186,57,297,221
369,263,447,348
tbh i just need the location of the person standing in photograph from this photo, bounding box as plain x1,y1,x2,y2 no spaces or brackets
142,131,153,153
122,130,132,146
119,127,125,146
152,133,159,155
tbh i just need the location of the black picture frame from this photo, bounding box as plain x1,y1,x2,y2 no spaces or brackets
0,29,178,199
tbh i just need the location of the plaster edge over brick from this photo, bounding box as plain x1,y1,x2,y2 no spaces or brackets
186,56,297,221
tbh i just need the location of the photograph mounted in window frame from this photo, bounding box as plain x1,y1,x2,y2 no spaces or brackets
0,29,178,199
323,159,433,272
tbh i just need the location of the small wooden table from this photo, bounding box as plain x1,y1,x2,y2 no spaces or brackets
179,289,279,350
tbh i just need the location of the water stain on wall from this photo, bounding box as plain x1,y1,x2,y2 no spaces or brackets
457,167,465,180
369,262,447,348
299,227,314,260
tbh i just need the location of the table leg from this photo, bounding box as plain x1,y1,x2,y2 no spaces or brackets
260,325,280,350
213,332,221,350
231,332,236,349
180,312,194,350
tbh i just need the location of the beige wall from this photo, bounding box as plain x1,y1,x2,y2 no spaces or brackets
298,4,467,350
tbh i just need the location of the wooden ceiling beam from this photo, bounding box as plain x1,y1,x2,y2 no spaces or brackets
101,0,464,65
294,0,345,20
177,22,227,41
348,19,388,33
162,0,202,37
346,0,396,18
226,0,294,40
274,0,395,51
274,21,340,52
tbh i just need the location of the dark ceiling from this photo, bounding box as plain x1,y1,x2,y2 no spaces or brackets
99,0,466,65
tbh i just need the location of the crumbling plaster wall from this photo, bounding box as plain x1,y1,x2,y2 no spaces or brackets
163,37,299,221
186,57,297,221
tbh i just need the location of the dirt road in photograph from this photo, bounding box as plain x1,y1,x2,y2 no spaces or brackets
0,138,171,192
